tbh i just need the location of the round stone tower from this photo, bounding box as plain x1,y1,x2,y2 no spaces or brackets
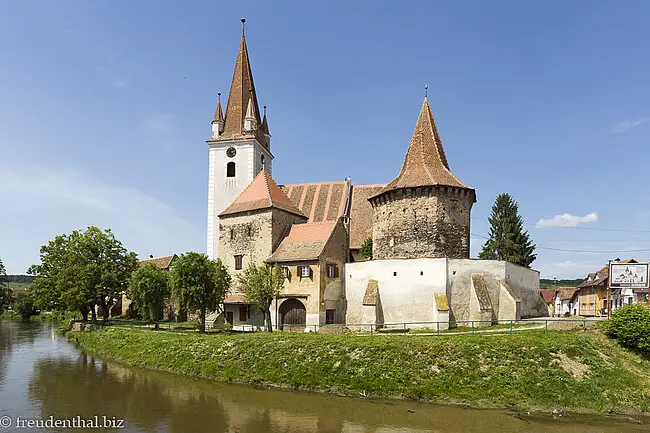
368,97,476,260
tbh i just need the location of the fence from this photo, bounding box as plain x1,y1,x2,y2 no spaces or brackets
71,317,604,336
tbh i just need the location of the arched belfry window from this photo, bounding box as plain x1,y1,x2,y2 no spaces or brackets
261,155,265,171
226,162,236,178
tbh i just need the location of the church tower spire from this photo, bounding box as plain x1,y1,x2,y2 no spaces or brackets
206,18,274,260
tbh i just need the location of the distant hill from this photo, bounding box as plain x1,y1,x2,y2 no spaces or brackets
4,275,35,284
540,278,583,289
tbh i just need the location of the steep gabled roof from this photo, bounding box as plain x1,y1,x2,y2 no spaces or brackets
219,170,306,218
267,221,338,262
540,289,555,303
213,94,224,122
556,286,579,301
371,97,473,199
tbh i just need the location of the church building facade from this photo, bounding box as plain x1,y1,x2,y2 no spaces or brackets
206,22,548,330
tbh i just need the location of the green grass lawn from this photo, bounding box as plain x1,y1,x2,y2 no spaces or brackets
69,327,650,414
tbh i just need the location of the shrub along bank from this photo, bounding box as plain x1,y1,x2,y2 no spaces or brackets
68,327,650,414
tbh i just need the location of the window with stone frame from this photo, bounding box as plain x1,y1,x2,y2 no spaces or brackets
280,266,290,279
326,263,339,278
234,255,243,270
299,265,311,278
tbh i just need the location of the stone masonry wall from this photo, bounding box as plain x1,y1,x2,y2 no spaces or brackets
371,186,474,260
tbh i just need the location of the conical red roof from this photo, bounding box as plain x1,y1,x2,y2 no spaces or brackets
372,98,472,198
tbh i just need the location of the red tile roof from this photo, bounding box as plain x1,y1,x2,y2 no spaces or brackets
224,293,248,304
220,170,306,218
539,289,555,303
267,222,337,262
349,184,385,249
139,254,177,270
281,181,349,223
371,98,474,200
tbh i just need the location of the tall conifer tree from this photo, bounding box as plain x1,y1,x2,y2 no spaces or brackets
479,193,536,267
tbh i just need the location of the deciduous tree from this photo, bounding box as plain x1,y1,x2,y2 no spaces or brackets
238,263,284,332
479,193,536,268
169,252,231,333
28,227,137,322
128,263,170,324
0,258,11,313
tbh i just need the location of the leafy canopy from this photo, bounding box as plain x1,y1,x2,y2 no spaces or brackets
479,193,536,268
237,263,284,332
128,263,170,322
0,258,9,313
28,227,137,321
169,252,231,333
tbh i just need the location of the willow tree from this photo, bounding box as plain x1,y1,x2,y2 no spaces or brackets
479,193,536,268
128,263,170,324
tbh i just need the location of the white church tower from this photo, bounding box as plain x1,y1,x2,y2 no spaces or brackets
206,19,273,259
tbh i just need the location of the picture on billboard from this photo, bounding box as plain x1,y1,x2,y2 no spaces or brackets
609,263,649,289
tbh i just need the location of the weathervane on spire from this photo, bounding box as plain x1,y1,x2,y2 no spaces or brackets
241,18,246,36
217,92,221,102
424,84,428,98
263,105,267,116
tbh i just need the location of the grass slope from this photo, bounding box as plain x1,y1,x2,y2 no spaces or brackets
69,327,650,414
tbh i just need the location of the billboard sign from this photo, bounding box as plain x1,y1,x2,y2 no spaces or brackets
609,263,649,289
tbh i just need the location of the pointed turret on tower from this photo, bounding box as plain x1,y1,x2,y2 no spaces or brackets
211,92,224,138
369,94,476,260
206,19,274,260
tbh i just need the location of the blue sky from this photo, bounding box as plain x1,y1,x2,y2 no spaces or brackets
1,1,649,278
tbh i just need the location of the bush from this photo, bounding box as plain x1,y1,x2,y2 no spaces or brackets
603,303,650,354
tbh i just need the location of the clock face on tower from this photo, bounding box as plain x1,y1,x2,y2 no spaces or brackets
226,147,236,158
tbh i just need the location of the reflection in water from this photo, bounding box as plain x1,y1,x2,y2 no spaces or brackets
0,322,646,433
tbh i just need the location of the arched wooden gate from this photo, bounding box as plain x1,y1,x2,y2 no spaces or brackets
279,298,306,330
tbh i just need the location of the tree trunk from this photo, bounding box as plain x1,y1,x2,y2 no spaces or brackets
264,306,273,332
200,308,206,334
81,310,89,322
91,306,97,324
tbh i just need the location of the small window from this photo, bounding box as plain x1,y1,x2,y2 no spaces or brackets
227,162,236,178
393,271,397,277
261,155,265,171
327,263,338,278
234,255,243,270
247,225,252,236
239,305,248,322
230,228,234,240
299,266,311,278
280,266,290,278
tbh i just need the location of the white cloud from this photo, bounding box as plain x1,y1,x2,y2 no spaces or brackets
609,118,649,133
536,260,601,279
0,166,203,274
535,212,598,228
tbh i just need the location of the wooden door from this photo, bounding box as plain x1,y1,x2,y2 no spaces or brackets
226,311,234,325
279,299,306,329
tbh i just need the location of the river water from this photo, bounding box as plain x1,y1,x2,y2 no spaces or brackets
0,321,647,433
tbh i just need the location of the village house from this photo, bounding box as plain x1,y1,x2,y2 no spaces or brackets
204,22,548,331
576,259,641,316
539,289,555,315
553,286,579,317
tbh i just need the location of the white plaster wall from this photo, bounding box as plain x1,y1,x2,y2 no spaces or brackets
504,262,547,318
206,138,273,260
345,258,447,327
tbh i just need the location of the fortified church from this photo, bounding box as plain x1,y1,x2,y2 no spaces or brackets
207,21,547,330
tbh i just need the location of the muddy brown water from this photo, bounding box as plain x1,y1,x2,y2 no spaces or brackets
0,321,646,432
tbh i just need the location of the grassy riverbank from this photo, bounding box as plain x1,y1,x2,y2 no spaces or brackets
68,327,650,414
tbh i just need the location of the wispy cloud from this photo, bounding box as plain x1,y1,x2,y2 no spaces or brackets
0,166,203,274
609,118,649,133
94,64,129,89
536,212,598,228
